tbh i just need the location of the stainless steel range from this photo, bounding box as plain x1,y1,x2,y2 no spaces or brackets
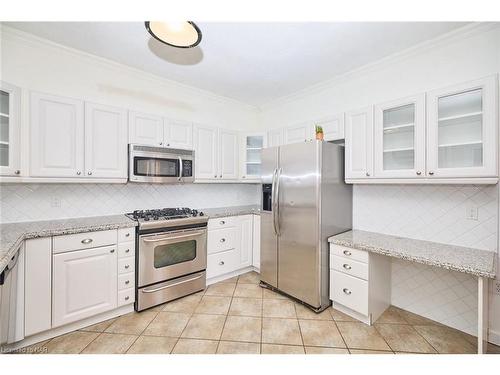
126,207,208,311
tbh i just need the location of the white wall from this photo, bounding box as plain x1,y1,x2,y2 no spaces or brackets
260,23,500,342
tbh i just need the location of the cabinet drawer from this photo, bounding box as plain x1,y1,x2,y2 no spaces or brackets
208,227,238,254
208,216,238,230
118,272,135,291
117,288,135,306
330,244,368,264
331,270,368,315
331,255,369,280
53,229,116,254
118,242,135,258
118,227,135,243
207,249,239,279
118,256,135,275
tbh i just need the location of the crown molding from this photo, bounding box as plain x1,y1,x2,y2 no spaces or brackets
260,22,500,111
0,24,259,112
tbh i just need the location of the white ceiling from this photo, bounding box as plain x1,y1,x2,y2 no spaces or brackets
6,22,468,106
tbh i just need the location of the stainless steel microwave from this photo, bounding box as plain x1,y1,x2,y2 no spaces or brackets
128,144,195,183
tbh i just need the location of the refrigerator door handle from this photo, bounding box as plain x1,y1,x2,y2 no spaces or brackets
271,168,278,236
274,167,282,236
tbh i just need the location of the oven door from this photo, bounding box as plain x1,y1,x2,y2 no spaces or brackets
138,227,207,287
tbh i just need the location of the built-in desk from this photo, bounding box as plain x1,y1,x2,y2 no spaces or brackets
328,230,497,354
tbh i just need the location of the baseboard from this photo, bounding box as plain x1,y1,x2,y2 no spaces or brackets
206,266,257,285
489,328,500,346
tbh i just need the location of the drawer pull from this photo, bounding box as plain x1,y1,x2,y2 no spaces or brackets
219,261,225,265
110,249,115,253
125,233,130,237
220,238,226,243
125,296,130,301
343,288,352,295
342,250,351,256
125,280,130,285
125,249,130,253
81,238,93,244
342,264,351,270
220,220,225,225
125,265,130,269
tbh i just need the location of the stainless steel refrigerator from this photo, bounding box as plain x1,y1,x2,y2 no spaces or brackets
260,140,352,311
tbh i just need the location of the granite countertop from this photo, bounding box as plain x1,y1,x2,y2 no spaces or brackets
0,215,137,273
201,205,260,218
328,230,497,278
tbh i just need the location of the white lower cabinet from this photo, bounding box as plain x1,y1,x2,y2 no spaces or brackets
238,215,253,268
252,214,261,269
52,245,118,327
329,244,391,325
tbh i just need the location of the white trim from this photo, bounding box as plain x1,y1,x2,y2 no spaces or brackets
489,328,500,346
346,178,499,185
206,265,256,285
0,176,127,184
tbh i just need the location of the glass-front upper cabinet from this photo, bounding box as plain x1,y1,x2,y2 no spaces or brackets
374,94,425,178
427,76,497,178
240,133,266,181
0,82,21,176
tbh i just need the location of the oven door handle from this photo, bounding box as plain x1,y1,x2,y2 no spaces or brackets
141,274,204,293
142,231,205,243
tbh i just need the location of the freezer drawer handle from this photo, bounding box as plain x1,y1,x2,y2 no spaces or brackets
343,288,352,295
141,274,204,293
81,238,93,244
342,250,351,256
342,264,352,270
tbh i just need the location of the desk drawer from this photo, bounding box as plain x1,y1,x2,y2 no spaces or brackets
207,249,239,279
331,271,368,315
118,242,135,258
118,227,135,243
330,244,368,264
331,255,369,281
118,256,135,275
53,230,116,254
118,288,134,306
208,216,238,230
118,272,135,291
208,227,238,254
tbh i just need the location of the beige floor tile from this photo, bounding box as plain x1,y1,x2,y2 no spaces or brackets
44,331,99,354
126,336,177,354
237,271,261,284
221,316,262,343
82,333,137,354
329,307,358,322
261,344,305,354
163,294,202,313
263,299,296,318
350,349,394,354
375,324,436,353
299,320,346,348
149,303,168,312
79,318,117,333
172,338,218,354
217,341,261,354
143,312,191,337
295,304,333,320
262,288,287,300
413,325,476,354
205,282,236,297
229,297,262,317
262,318,302,346
195,295,232,315
336,322,391,351
234,283,263,298
219,276,239,284
305,346,349,354
374,306,409,325
181,314,226,340
105,311,157,335
396,308,439,326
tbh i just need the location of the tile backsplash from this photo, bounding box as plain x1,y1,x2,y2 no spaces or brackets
353,184,498,336
0,183,261,223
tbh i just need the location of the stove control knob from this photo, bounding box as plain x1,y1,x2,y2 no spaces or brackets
144,217,150,221
153,216,159,220
199,212,204,217
192,209,198,216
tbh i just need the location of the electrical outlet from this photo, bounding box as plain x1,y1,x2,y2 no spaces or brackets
495,280,500,296
465,206,478,221
50,197,61,208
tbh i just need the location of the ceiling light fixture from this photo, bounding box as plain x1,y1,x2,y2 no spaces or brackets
145,21,202,48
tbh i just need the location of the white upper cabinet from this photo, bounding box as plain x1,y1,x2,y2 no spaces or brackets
219,129,239,180
316,113,345,141
84,103,128,178
0,82,21,176
267,128,284,147
240,133,266,181
345,107,374,179
374,94,426,178
285,123,314,144
129,111,164,146
165,119,193,149
427,76,498,178
194,125,219,180
30,92,85,177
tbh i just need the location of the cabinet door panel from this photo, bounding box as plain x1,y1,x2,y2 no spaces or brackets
166,119,193,149
285,124,313,144
252,214,261,269
0,82,21,176
219,129,239,180
427,76,498,178
240,133,265,180
30,92,84,177
194,125,218,180
129,111,163,146
267,129,284,147
52,245,117,327
316,114,345,141
345,107,374,179
238,215,253,268
85,103,128,178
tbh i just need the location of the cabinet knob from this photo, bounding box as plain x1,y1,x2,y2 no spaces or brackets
77,171,82,175
220,238,226,243
343,250,351,256
343,264,352,270
125,280,130,285
14,170,20,175
167,143,170,147
429,171,434,175
125,264,130,269
416,171,422,175
125,296,130,301
365,172,370,177
125,233,130,237
219,261,225,265
214,175,217,178
242,175,246,179
159,142,163,146
220,220,225,225
87,171,92,176
342,288,352,295
125,249,130,253
81,238,93,244
110,249,115,253
219,175,222,178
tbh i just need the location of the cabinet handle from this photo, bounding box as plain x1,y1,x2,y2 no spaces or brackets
429,171,434,175
77,171,82,176
125,233,130,237
343,288,352,295
14,170,20,175
81,238,93,244
220,238,226,243
125,265,130,269
87,171,92,176
167,143,170,147
125,249,130,253
219,261,225,265
214,174,217,178
342,264,352,270
110,249,115,253
125,280,130,285
219,174,222,178
159,142,163,146
125,296,130,301
220,220,225,225
416,171,421,175
242,175,246,179
342,250,351,256
365,172,370,177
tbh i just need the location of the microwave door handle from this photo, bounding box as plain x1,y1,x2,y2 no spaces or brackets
178,156,183,181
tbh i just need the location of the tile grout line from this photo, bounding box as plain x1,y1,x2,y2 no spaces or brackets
293,303,306,353
215,276,239,353
329,310,351,354
77,314,130,354
124,308,163,354
170,291,204,354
